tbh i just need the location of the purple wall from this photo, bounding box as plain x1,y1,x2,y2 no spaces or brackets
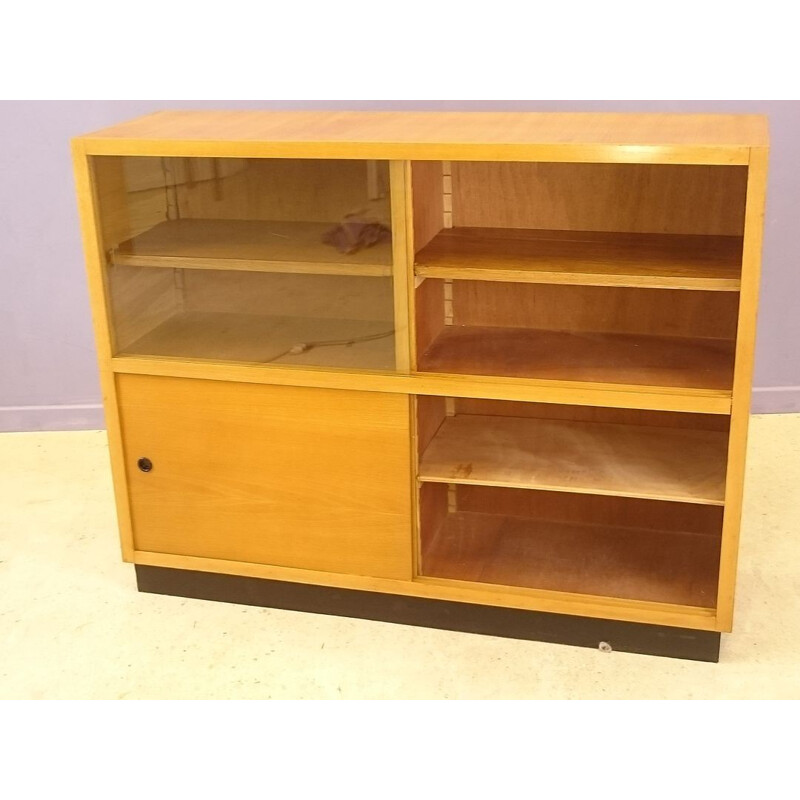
1,100,797,431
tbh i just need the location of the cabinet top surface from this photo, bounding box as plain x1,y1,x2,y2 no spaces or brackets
73,110,768,164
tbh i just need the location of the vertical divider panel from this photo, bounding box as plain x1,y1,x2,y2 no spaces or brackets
399,160,421,575
390,160,412,372
413,396,448,577
410,397,422,577
716,147,769,630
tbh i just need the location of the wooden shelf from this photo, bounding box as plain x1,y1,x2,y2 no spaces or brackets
418,414,728,504
415,228,743,290
421,511,720,607
417,326,735,392
119,310,395,370
113,219,393,276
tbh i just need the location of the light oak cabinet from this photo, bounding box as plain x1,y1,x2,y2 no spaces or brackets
73,111,768,661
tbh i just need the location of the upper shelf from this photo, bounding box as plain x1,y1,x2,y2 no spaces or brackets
415,228,743,291
112,219,393,276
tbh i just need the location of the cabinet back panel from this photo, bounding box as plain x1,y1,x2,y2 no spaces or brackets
455,485,723,536
451,162,748,236
183,270,395,321
452,281,739,340
92,157,392,251
174,158,390,224
453,398,730,432
420,484,722,607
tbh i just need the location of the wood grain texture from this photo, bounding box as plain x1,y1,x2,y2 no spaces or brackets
172,157,388,224
421,511,721,608
418,482,448,579
181,270,394,321
121,310,395,370
418,326,735,391
91,156,168,250
112,354,733,414
389,160,411,371
415,395,447,461
411,160,444,252
717,147,770,630
72,111,769,639
451,282,739,339
113,266,398,369
451,162,748,235
77,111,767,164
108,265,179,351
117,375,412,579
113,219,393,276
72,144,137,560
418,414,728,504
455,485,724,536
414,277,445,362
452,398,730,432
416,227,742,290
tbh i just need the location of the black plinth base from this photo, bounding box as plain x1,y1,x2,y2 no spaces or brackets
135,565,721,662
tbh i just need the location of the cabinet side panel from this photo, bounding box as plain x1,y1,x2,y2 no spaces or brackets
92,156,168,248
108,266,179,351
72,144,136,560
116,376,413,580
716,147,769,630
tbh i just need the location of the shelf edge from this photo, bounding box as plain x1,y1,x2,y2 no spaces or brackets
80,138,751,165
110,355,733,414
113,254,393,276
415,264,741,291
416,475,725,506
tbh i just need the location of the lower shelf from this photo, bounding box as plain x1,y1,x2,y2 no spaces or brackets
136,565,721,661
421,509,721,608
119,310,396,369
418,412,728,505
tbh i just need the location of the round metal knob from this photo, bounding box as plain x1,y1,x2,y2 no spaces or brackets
137,457,153,473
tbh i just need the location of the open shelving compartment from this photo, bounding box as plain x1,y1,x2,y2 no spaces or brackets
415,397,730,608
95,155,400,370
411,160,747,394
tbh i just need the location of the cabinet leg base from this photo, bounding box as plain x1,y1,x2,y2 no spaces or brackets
135,565,721,662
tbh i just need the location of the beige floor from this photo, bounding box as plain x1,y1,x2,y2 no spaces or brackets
1,415,798,700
